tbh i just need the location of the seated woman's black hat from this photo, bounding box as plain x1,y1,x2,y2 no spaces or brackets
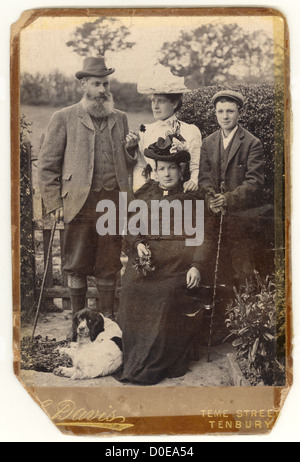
144,136,190,164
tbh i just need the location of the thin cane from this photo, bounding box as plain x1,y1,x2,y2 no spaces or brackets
31,219,57,342
207,191,225,362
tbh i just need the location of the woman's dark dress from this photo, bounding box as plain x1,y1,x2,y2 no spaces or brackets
116,180,213,385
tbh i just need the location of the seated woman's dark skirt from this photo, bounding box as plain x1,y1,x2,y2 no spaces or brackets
115,239,205,385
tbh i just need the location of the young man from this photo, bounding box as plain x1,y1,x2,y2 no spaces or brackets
38,56,138,332
199,90,265,287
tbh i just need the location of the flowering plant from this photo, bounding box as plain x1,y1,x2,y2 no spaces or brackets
132,244,156,277
165,119,187,153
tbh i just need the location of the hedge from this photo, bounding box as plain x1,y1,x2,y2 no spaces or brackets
20,115,36,316
20,72,150,112
178,83,285,205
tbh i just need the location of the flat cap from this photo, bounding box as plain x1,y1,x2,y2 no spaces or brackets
212,90,244,108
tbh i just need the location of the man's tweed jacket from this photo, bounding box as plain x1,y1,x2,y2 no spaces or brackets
37,102,137,223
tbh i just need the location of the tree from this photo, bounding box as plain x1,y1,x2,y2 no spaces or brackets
158,23,275,88
66,17,135,57
20,72,45,103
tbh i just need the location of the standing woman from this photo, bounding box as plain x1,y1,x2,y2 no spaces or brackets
133,64,202,193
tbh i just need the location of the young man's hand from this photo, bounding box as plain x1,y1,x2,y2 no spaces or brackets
207,193,227,214
209,193,226,208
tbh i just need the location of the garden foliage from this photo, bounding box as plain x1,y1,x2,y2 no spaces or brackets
20,72,150,113
225,271,285,386
20,115,35,316
159,23,275,88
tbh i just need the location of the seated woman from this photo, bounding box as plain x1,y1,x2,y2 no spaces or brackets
116,136,213,385
132,63,202,193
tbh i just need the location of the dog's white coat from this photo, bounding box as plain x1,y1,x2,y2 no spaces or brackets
56,314,123,380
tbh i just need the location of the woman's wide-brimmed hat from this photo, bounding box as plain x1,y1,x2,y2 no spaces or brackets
137,63,190,95
75,56,115,80
144,136,190,163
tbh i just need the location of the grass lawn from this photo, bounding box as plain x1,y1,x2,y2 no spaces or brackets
21,104,154,157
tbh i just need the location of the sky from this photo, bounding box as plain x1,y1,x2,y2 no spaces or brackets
20,14,275,84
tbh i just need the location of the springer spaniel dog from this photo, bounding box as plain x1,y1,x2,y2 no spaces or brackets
54,308,123,380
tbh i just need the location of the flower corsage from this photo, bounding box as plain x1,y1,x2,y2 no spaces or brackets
132,244,156,277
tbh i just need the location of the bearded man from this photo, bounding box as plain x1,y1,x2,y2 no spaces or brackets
38,57,138,332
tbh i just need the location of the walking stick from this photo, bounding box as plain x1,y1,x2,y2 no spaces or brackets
31,219,57,342
207,186,225,362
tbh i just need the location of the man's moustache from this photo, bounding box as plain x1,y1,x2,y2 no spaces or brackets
90,93,112,102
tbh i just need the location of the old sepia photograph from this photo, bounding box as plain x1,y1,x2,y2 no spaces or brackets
11,7,291,436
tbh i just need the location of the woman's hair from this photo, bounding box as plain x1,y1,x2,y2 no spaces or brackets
165,93,183,112
152,93,183,112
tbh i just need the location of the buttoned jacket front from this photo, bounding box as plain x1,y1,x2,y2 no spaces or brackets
199,125,264,213
38,102,137,223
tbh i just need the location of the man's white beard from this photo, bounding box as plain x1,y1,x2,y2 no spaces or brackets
82,92,114,118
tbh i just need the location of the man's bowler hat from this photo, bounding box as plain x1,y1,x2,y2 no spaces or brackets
75,56,115,80
212,90,244,108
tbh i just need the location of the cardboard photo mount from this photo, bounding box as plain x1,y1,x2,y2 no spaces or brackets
11,7,292,437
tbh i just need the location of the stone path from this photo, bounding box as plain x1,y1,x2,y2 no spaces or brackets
19,311,234,388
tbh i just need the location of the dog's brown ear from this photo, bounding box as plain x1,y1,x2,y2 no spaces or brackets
90,312,105,342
